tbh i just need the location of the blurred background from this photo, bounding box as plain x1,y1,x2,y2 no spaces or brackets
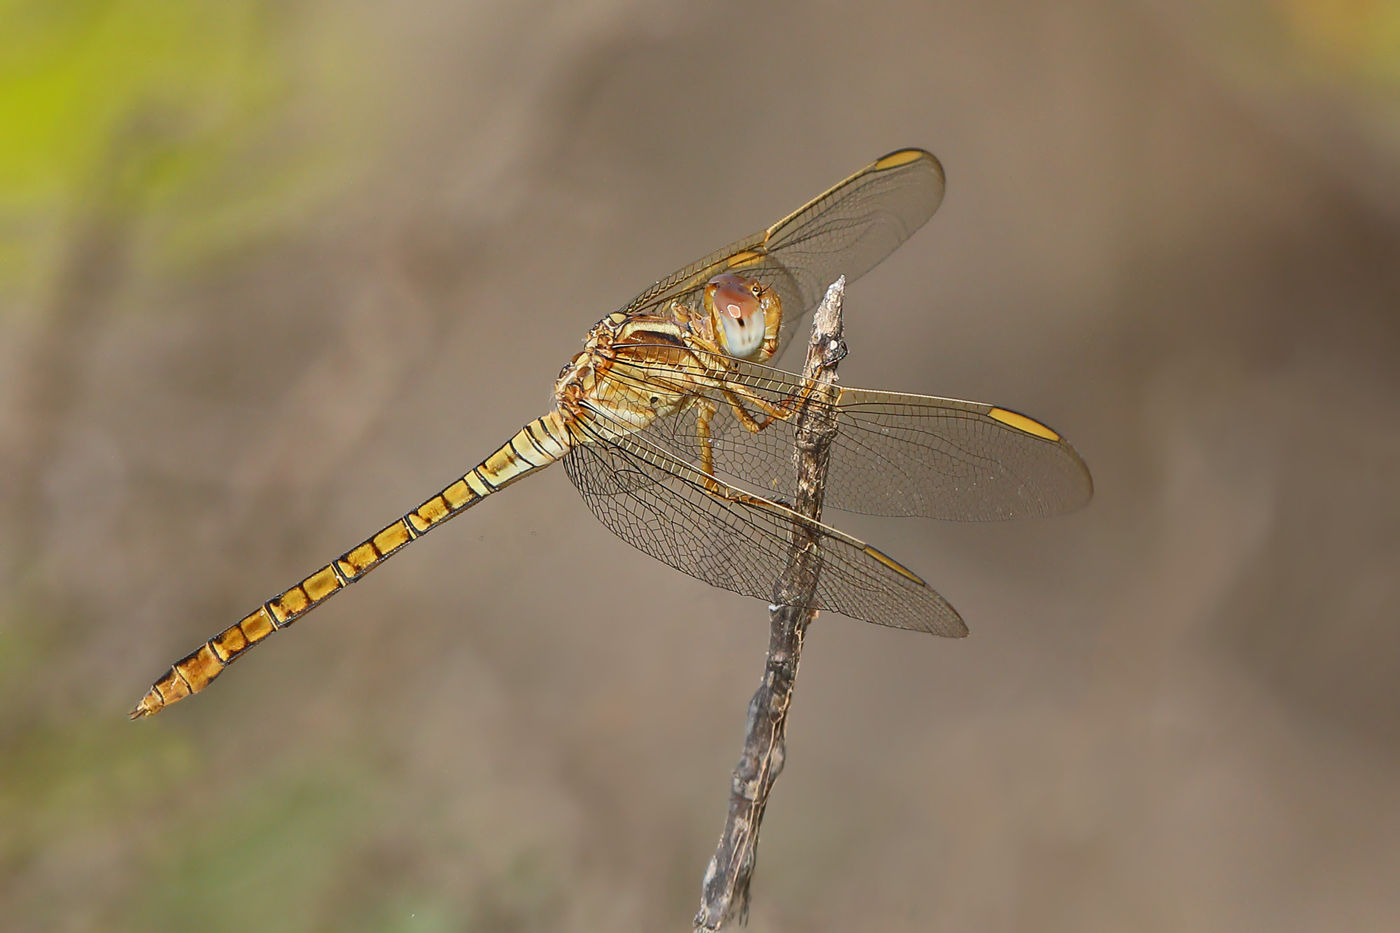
2,1,1398,930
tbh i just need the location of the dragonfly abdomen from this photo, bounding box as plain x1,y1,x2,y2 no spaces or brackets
129,412,572,719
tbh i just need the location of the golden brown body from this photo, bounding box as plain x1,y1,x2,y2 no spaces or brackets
132,148,1092,719
134,261,772,718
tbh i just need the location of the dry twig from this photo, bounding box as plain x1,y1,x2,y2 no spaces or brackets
695,276,848,931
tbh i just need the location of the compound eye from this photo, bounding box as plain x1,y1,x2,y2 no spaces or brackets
706,273,766,358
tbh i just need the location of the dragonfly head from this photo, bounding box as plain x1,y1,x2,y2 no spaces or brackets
705,273,778,360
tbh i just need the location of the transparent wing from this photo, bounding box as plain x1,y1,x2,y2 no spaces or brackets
617,149,946,357
562,414,967,637
598,351,1094,520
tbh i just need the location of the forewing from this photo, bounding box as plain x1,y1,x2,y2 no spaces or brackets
598,353,1094,520
562,417,967,636
617,149,946,355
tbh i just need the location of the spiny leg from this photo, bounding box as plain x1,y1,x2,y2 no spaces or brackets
696,397,719,479
671,340,802,431
692,396,794,511
721,385,794,433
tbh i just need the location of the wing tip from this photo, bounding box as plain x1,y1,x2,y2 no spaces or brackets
875,147,943,177
875,147,946,205
926,600,969,638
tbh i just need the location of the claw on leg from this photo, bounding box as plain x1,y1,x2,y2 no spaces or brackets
724,385,798,433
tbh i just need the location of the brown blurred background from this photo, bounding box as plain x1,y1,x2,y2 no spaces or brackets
2,1,1398,930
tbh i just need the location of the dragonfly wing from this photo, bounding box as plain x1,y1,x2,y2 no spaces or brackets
563,415,967,636
817,386,1093,520
600,353,1093,520
761,148,946,312
616,149,946,354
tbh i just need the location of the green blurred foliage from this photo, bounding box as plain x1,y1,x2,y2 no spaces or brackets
1275,0,1400,85
0,0,278,209
0,710,195,865
0,0,373,308
1213,0,1400,126
0,4,404,928
128,768,370,931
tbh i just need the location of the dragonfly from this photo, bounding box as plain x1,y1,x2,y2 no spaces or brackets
131,148,1093,720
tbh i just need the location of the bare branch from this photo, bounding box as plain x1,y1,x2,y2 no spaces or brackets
695,276,847,931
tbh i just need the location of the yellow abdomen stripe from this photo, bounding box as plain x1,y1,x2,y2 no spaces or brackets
130,412,570,719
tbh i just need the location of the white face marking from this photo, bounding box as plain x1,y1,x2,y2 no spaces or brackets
707,273,766,359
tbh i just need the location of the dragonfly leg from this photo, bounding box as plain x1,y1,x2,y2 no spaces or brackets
721,383,804,433
696,397,719,478
693,398,787,510
671,338,802,431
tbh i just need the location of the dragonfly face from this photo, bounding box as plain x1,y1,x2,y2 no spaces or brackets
702,273,781,361
131,148,1093,720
